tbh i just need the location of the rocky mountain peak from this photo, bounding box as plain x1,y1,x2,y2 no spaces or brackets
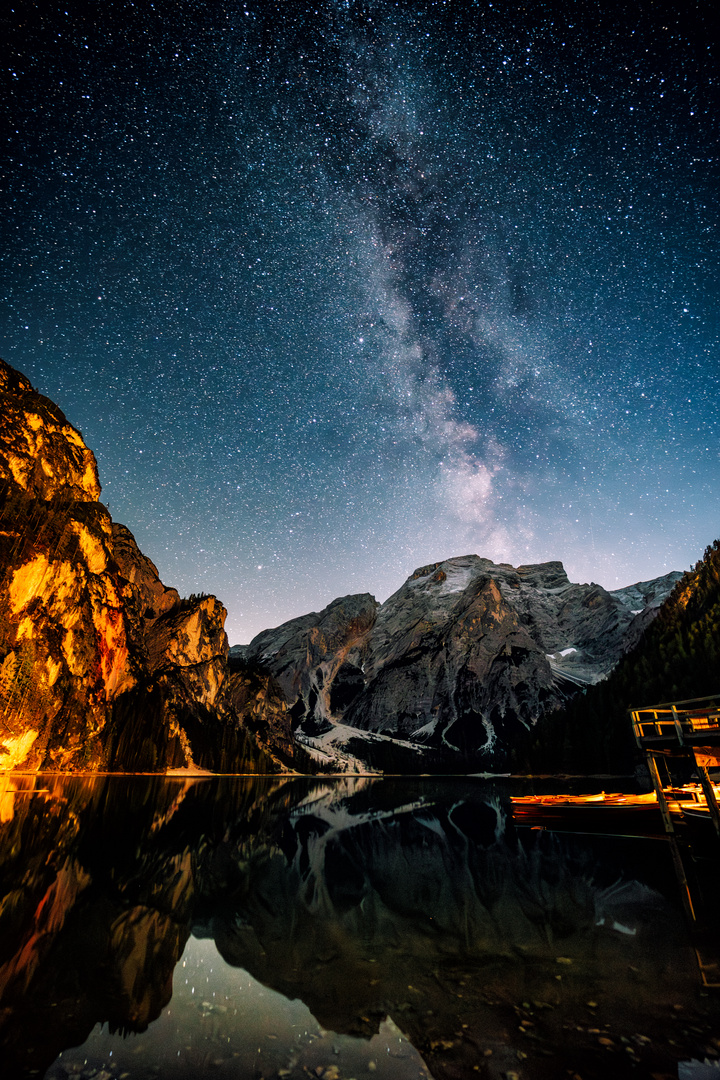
244,554,682,767
0,358,101,502
515,560,572,589
403,555,572,598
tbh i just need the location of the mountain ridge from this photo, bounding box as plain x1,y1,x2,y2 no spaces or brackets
528,538,720,772
236,553,680,767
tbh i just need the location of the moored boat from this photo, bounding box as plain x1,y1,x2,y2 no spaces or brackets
510,785,713,835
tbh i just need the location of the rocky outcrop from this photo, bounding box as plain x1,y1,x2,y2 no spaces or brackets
0,359,293,773
110,521,181,620
241,555,680,764
533,539,720,772
610,571,685,653
224,656,295,764
0,362,101,503
242,593,379,726
0,362,142,769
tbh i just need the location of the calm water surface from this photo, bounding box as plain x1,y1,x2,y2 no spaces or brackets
1,774,720,1080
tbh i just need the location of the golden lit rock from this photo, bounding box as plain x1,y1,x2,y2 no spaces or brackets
0,358,295,773
0,363,101,502
8,554,51,614
0,730,38,771
71,519,109,575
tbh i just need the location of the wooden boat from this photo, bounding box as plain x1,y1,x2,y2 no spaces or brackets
510,786,712,835
677,801,720,829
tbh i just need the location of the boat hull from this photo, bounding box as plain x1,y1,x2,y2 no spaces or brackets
511,800,664,836
510,788,712,837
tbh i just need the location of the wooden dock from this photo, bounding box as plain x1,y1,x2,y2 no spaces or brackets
630,693,720,988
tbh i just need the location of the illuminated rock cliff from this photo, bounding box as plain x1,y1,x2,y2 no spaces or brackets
0,359,293,772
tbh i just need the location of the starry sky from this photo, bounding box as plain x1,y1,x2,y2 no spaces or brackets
2,0,718,643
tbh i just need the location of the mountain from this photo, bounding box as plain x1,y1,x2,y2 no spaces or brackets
238,555,680,768
529,539,720,772
0,357,692,774
0,359,295,773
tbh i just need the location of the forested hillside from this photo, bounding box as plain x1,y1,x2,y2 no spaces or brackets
527,540,720,773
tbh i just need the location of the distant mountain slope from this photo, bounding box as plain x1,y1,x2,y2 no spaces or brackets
239,555,680,767
527,540,720,772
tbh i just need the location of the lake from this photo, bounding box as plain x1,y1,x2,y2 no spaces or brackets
1,774,720,1080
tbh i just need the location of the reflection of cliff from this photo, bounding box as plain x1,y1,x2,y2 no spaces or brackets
0,776,711,1080
0,776,185,1073
0,359,294,772
0,774,297,1076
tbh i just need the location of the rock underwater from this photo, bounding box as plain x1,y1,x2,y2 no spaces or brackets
0,359,293,773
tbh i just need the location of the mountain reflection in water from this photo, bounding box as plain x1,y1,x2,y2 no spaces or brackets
1,775,720,1080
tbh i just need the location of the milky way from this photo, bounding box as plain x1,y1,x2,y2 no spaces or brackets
2,1,718,641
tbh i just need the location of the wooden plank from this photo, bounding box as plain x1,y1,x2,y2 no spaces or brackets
696,763,720,839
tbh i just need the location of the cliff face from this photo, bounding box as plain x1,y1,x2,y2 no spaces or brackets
0,362,101,503
0,362,142,769
0,359,292,773
242,555,680,763
241,593,379,726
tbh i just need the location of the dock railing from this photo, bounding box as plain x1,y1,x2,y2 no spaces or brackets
628,692,720,989
631,693,720,749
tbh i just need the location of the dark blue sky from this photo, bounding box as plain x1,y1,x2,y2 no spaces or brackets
2,0,718,642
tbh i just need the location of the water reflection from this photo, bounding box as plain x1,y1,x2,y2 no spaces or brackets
1,774,719,1079
46,936,430,1080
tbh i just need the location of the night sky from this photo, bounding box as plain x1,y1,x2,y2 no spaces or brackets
2,0,718,643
